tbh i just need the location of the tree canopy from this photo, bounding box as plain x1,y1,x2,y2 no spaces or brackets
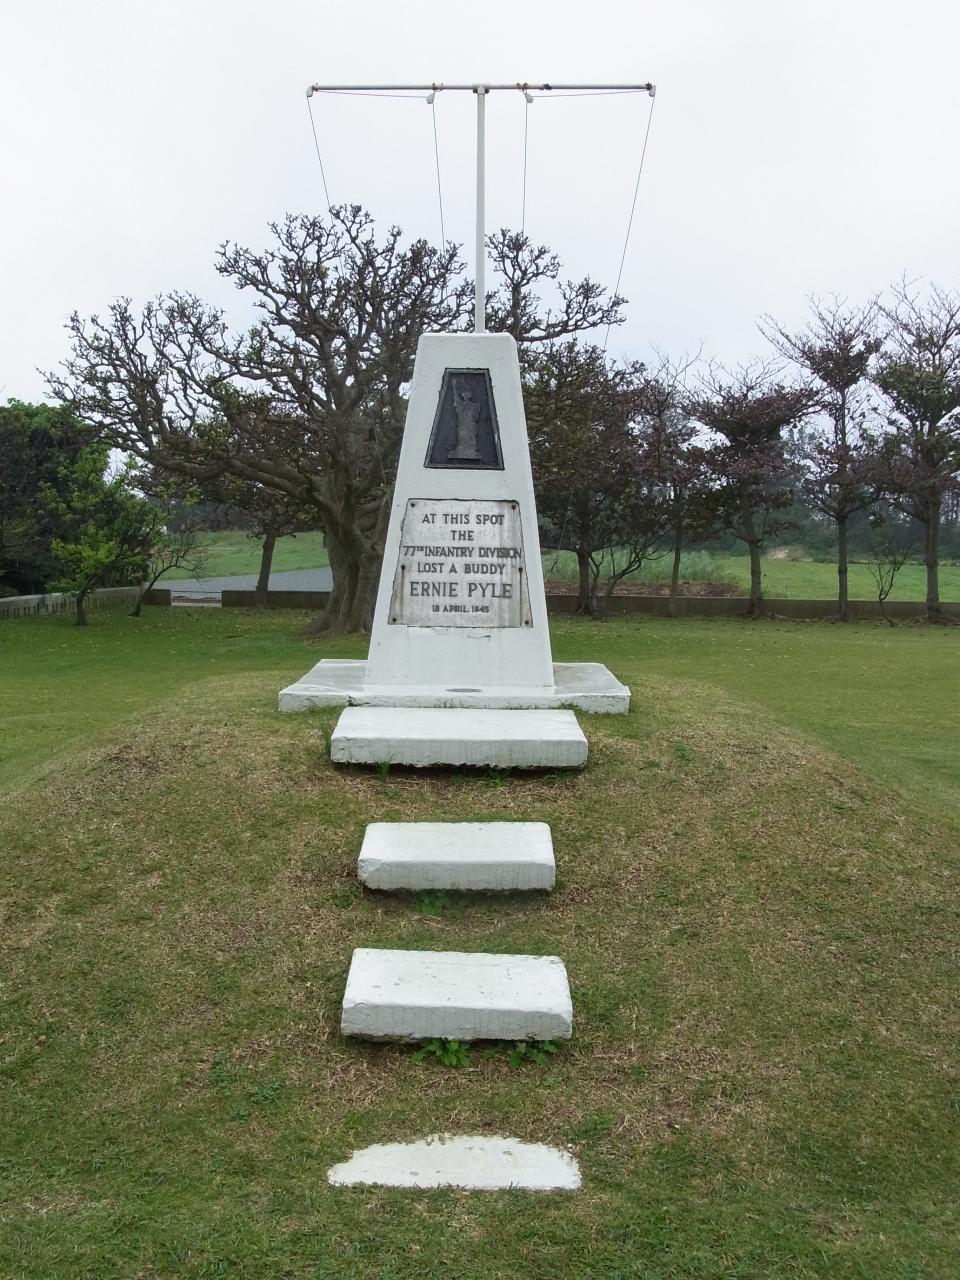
51,207,623,632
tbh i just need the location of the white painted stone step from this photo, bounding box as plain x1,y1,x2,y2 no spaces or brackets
330,706,587,769
327,1134,581,1191
358,821,555,892
341,947,573,1042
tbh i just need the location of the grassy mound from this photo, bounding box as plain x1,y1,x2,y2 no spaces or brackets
1,611,958,1277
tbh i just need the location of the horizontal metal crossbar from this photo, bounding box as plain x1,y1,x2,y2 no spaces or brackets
306,82,655,97
304,79,656,333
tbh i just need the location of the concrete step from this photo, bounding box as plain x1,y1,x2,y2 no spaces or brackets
358,821,555,892
330,706,587,769
341,947,573,1042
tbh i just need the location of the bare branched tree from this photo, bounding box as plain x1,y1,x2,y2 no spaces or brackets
637,353,713,615
130,523,209,617
690,363,817,616
762,297,881,620
872,280,960,623
525,342,653,616
865,505,916,627
50,212,622,633
485,231,624,345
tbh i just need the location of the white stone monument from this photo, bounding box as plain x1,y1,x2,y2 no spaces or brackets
279,330,629,715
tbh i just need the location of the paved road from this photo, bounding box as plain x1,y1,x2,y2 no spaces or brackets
163,567,333,595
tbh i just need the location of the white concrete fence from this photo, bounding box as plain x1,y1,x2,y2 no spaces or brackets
0,586,142,620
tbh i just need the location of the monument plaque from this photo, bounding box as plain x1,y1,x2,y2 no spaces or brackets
425,370,503,470
388,498,531,628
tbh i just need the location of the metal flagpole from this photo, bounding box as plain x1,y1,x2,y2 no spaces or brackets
305,82,656,339
475,87,487,333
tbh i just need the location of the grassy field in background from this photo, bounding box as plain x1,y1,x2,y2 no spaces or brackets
195,529,960,601
195,529,330,577
2,609,959,1277
542,547,960,602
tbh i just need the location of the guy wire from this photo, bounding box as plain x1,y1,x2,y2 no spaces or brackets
604,92,657,352
306,95,333,212
431,98,446,250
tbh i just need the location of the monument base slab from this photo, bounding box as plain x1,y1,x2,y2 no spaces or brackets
279,660,629,714
330,706,587,769
341,948,573,1041
358,821,555,891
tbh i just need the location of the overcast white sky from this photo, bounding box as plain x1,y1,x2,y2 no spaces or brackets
3,0,958,402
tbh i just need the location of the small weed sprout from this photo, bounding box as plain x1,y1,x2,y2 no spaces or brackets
250,1079,283,1105
376,759,392,783
209,1053,232,1090
417,890,451,916
508,1040,559,1068
413,1038,471,1068
482,1040,560,1068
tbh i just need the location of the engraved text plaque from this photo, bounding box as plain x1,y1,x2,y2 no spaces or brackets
388,498,531,628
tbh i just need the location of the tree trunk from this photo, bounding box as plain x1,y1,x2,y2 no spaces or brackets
924,498,942,622
302,531,381,636
308,531,349,633
75,590,89,627
574,548,595,616
667,528,683,618
601,569,635,619
836,513,849,622
256,530,277,607
351,552,381,629
746,541,763,617
131,571,164,617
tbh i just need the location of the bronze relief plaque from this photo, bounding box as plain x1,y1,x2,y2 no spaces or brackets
424,369,504,470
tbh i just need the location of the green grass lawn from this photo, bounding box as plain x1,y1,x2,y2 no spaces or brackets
196,529,960,602
2,609,958,1277
195,529,330,577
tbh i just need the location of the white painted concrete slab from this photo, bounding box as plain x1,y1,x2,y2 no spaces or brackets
341,948,573,1041
278,658,630,714
330,707,587,769
327,1134,581,1191
358,821,555,891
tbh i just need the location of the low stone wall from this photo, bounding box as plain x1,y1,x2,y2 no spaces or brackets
545,594,960,621
221,589,330,609
0,586,143,620
217,588,958,622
